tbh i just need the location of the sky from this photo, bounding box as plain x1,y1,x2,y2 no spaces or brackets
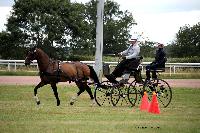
0,0,200,44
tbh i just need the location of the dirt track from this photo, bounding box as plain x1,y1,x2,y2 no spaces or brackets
0,76,199,88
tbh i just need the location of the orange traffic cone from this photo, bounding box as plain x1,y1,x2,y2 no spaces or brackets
139,91,149,111
148,91,160,114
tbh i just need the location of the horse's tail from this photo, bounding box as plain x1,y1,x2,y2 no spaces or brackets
87,65,101,86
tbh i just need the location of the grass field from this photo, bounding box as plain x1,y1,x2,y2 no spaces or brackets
0,85,200,133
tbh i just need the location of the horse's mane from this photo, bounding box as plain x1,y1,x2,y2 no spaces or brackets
36,48,50,60
36,48,62,63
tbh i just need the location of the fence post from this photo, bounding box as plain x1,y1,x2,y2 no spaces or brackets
169,65,171,76
8,62,10,71
14,62,17,72
173,66,176,74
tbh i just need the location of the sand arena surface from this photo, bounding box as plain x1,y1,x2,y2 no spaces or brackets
0,76,199,88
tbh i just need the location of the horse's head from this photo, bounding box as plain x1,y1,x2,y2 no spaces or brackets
25,47,37,66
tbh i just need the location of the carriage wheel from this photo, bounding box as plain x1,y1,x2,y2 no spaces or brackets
110,86,120,106
111,83,135,107
143,79,172,108
94,81,113,106
127,81,141,107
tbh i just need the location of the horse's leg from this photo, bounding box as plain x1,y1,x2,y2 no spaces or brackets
70,81,95,106
50,83,60,106
34,81,46,105
70,81,85,105
84,82,96,106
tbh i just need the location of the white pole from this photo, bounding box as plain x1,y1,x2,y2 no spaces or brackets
14,62,16,72
94,0,104,82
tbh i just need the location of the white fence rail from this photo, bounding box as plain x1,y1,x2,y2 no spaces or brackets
0,59,200,76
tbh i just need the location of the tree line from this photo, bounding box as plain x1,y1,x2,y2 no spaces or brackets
0,0,199,61
167,23,200,58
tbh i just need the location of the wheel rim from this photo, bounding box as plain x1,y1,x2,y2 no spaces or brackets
111,86,120,106
156,79,172,107
94,81,113,106
112,85,133,107
128,81,141,106
94,86,112,106
143,79,172,108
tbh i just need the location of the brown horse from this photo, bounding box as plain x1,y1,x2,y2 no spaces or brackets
25,47,101,106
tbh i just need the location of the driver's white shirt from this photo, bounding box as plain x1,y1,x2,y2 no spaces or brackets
120,42,140,59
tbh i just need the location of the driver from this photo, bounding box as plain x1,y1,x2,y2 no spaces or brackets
105,38,141,83
145,43,167,80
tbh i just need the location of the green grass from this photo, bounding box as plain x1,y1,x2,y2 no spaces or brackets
0,71,38,76
0,85,200,133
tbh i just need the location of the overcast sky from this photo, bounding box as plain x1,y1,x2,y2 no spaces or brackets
0,0,200,44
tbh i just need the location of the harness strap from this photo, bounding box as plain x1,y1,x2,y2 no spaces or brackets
56,61,61,82
40,60,63,82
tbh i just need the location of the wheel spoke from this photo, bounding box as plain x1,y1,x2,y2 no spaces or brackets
94,81,113,106
111,87,120,106
127,81,138,107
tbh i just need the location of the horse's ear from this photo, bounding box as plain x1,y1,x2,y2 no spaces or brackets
33,46,37,50
25,48,29,55
30,46,37,52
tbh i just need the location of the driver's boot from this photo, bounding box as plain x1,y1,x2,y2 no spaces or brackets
105,74,118,84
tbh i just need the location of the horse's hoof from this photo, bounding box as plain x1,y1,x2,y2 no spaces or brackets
90,99,96,107
57,101,60,106
70,102,74,105
90,103,96,107
36,101,40,105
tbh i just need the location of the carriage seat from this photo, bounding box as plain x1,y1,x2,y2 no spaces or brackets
122,65,143,83
124,56,143,73
124,65,142,74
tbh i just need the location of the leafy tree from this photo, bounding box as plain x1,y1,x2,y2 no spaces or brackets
140,41,155,58
1,0,136,59
5,0,86,59
78,0,136,55
168,22,200,57
0,31,26,59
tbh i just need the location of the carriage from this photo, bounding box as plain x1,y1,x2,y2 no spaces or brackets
94,56,172,108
